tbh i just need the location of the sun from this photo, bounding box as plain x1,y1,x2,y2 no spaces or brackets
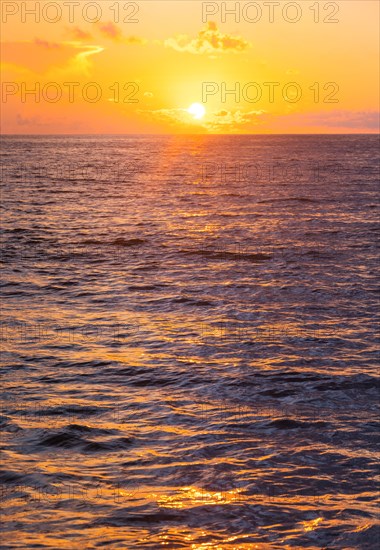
187,103,206,120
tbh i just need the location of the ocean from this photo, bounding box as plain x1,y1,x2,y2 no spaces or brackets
1,134,379,549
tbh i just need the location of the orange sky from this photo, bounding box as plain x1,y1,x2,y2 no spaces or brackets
1,0,379,134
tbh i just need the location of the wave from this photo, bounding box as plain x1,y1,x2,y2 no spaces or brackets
258,197,319,204
180,249,272,262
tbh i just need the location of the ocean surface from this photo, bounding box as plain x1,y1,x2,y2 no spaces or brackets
1,134,379,549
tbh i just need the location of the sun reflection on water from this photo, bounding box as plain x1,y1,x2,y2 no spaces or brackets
157,485,244,509
302,517,323,532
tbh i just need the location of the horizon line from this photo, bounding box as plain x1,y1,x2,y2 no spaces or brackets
1,132,379,137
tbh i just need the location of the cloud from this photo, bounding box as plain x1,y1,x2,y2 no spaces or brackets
16,114,37,126
138,107,190,127
98,22,123,41
1,41,104,76
16,114,49,127
14,113,84,132
164,22,250,55
124,36,147,45
206,109,379,132
206,109,266,131
73,44,104,74
34,38,61,50
67,27,93,41
67,24,145,44
264,110,380,132
96,22,147,45
292,110,380,130
138,106,265,132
